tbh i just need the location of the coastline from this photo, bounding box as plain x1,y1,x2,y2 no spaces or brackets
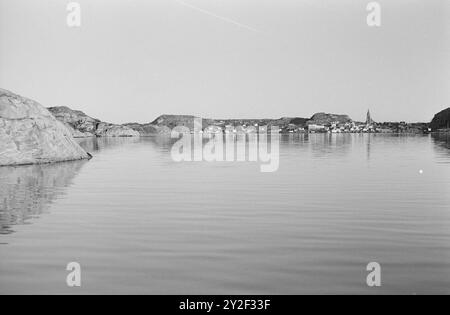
47,107,434,137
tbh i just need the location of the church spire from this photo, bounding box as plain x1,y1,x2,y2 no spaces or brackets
366,109,373,125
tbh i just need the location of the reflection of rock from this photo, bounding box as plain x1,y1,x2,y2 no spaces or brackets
77,137,140,153
48,106,140,138
0,89,90,166
0,160,86,234
432,133,450,150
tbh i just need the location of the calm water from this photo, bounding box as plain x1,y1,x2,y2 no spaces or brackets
0,134,449,294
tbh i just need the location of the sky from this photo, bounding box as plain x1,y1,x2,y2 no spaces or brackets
0,0,449,124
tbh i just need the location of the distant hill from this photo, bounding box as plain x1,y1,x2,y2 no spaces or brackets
430,108,450,131
151,115,201,128
307,113,352,126
150,115,312,127
46,109,356,136
128,113,349,134
48,107,140,138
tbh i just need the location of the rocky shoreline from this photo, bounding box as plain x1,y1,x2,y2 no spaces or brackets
48,108,436,137
1,88,448,166
46,106,441,137
48,106,140,138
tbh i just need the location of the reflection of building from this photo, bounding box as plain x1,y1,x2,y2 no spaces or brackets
204,126,223,134
308,124,327,133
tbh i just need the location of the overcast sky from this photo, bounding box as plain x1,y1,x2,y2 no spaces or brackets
0,0,449,123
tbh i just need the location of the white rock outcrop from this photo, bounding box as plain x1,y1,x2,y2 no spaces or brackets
0,89,90,166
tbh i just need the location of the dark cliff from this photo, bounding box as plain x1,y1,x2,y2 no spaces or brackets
430,108,450,131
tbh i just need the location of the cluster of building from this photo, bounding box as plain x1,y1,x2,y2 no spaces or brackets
306,111,415,134
203,124,269,135
309,110,386,134
308,111,370,133
199,110,431,135
308,111,430,134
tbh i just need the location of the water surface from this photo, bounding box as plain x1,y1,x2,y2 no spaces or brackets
0,134,449,294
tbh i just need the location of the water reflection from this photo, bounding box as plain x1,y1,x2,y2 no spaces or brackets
0,160,87,235
304,133,353,159
77,137,141,153
432,133,450,150
431,133,450,164
3,134,447,237
1,134,450,293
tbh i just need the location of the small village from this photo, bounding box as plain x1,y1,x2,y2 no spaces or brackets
201,110,432,135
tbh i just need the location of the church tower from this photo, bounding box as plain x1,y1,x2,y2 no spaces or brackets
366,110,373,126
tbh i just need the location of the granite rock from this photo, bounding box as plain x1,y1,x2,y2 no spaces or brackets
48,106,140,138
0,89,90,166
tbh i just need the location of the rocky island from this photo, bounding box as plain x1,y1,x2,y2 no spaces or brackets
431,108,450,132
0,89,90,166
48,106,140,138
